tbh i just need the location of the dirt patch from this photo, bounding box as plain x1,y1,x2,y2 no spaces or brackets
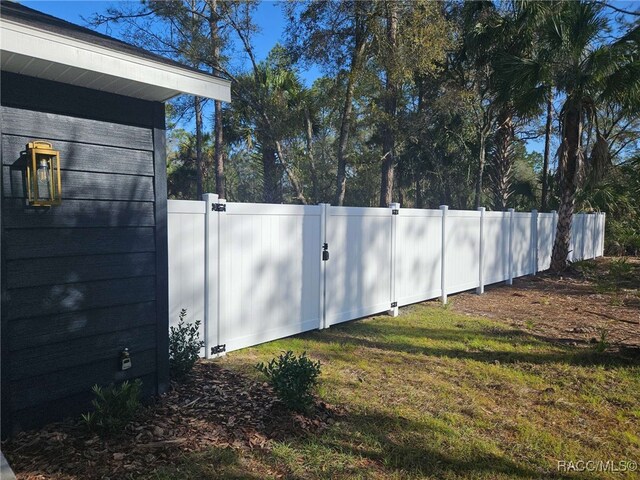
2,363,339,480
451,257,640,350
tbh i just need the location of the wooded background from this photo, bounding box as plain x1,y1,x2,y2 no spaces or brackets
90,0,639,268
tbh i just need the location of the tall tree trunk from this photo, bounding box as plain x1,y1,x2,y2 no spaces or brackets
214,101,225,198
415,175,423,208
541,96,553,211
259,110,307,204
491,109,515,211
335,2,367,206
262,145,281,204
305,107,319,202
474,132,487,209
379,149,395,207
194,96,204,199
274,139,308,205
379,0,398,207
550,100,582,272
334,71,356,206
208,0,225,198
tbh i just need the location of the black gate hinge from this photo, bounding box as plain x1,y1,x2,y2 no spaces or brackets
212,203,226,212
211,344,226,355
390,302,398,308
392,209,399,215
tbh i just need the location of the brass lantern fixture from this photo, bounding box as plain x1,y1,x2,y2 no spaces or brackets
25,141,62,206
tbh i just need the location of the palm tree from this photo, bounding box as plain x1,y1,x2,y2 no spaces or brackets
229,47,311,204
490,108,516,210
465,1,538,211
460,1,499,209
496,1,639,271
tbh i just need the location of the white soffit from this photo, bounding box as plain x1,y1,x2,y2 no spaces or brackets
0,19,231,103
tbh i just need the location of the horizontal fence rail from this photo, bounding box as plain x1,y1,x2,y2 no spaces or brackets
168,197,605,357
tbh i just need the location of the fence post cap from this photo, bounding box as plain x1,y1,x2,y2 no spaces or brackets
439,205,449,210
477,206,486,212
388,202,401,209
508,208,515,213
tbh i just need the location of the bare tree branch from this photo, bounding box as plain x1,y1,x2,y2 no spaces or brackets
594,1,640,17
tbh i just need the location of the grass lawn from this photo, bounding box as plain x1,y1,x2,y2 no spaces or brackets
151,303,640,480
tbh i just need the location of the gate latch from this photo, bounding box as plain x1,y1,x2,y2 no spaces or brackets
322,243,330,261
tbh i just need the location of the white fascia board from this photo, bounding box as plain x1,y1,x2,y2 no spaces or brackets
0,19,231,102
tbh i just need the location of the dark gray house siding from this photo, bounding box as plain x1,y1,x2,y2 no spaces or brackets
1,71,169,434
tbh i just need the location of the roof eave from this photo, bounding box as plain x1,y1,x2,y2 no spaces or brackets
0,18,231,103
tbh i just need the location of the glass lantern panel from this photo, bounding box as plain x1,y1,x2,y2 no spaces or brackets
36,155,52,200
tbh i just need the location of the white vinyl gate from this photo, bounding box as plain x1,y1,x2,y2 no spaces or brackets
168,196,606,357
325,206,394,326
218,202,323,352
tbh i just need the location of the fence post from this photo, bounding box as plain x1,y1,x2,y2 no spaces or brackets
388,202,400,316
601,212,606,257
590,213,597,259
214,198,226,356
202,193,218,359
440,205,448,304
581,213,587,260
531,209,538,275
319,203,329,329
507,208,514,285
477,207,485,295
550,209,558,263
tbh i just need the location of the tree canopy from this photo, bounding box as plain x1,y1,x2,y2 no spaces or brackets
92,0,640,269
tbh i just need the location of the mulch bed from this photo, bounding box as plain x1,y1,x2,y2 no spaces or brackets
451,257,640,350
2,362,340,479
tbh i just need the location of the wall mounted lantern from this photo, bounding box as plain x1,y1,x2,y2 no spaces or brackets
25,141,62,206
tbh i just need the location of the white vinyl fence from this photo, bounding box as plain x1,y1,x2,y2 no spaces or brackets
168,196,605,357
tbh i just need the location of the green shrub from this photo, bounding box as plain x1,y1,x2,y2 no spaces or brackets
609,257,632,278
593,328,610,353
169,308,204,380
256,351,321,413
572,259,597,278
605,220,640,256
82,379,142,435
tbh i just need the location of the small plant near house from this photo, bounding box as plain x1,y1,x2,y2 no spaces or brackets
169,308,204,380
256,351,321,413
595,279,617,294
572,259,597,279
592,327,610,353
609,257,632,278
610,294,624,307
595,257,634,293
82,379,142,436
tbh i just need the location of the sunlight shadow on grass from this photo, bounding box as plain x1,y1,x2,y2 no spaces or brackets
305,311,640,369
216,303,640,480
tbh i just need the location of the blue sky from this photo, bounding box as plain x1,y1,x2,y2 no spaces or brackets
21,1,322,83
22,0,323,143
19,1,639,157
